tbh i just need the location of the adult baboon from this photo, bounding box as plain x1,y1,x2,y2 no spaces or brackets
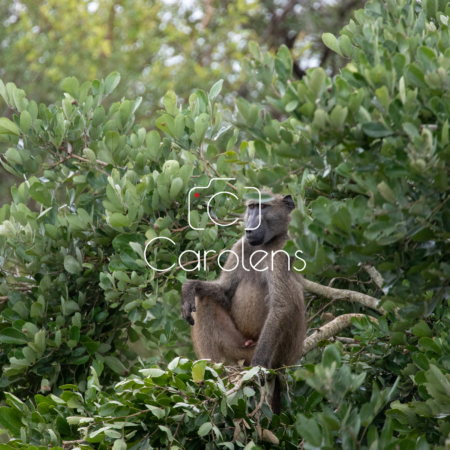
181,192,305,413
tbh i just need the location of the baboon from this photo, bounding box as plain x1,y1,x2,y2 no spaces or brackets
181,192,305,413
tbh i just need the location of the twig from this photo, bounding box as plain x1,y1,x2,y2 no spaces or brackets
201,0,214,29
226,377,245,396
249,385,265,418
335,336,357,344
306,298,340,324
48,155,73,168
303,313,379,355
70,153,108,167
63,440,88,450
169,412,186,447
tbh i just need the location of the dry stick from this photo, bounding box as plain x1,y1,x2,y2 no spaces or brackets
335,336,357,344
62,440,88,449
306,297,341,324
302,278,385,314
249,386,266,418
302,313,379,355
226,376,247,396
169,412,186,447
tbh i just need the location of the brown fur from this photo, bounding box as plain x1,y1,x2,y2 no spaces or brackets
181,193,306,409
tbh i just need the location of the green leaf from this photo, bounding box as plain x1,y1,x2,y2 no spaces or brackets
285,100,298,112
209,79,223,101
322,344,341,368
296,414,322,447
104,72,121,95
0,118,20,136
104,131,121,153
329,105,348,130
34,330,46,353
163,90,178,115
419,337,441,354
64,255,82,274
241,366,260,381
92,106,106,127
406,64,427,89
140,368,165,378
377,181,396,203
192,360,207,382
412,321,433,338
20,111,32,133
170,177,183,199
0,406,23,436
362,122,393,138
146,130,161,159
113,439,127,450
156,114,175,137
146,404,165,419
29,182,52,207
331,207,352,234
340,34,352,57
195,113,210,143
104,356,127,375
198,422,212,437
390,332,406,346
0,328,27,345
119,100,133,127
61,76,80,98
174,113,185,139
322,33,343,57
248,40,261,60
109,213,131,228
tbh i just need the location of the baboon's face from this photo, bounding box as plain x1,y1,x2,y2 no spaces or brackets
245,195,295,246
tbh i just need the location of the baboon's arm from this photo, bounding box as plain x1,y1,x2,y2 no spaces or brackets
181,247,241,326
249,309,281,368
250,252,299,368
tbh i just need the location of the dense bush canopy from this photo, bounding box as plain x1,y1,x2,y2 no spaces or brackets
0,0,449,448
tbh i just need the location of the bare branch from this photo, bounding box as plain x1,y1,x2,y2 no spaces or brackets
302,278,385,314
363,265,384,289
303,313,378,355
201,0,214,29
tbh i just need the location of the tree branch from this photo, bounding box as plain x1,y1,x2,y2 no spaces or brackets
302,278,385,314
303,313,378,355
201,0,214,29
363,265,384,289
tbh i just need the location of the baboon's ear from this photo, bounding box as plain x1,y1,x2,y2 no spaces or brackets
283,195,295,211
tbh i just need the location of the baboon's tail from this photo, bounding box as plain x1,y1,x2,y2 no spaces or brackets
271,375,281,415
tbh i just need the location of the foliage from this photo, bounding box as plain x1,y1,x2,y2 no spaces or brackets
0,0,450,448
0,346,430,450
0,72,238,397
234,0,450,446
0,0,363,125
0,0,365,207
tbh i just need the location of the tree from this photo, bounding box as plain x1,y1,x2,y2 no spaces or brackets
0,0,449,448
0,0,365,207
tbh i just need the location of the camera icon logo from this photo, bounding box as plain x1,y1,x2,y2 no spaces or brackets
187,178,262,231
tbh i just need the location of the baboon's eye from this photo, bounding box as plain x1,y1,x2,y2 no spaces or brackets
249,204,255,210
260,204,267,209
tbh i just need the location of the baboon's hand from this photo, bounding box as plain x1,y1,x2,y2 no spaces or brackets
181,282,196,326
181,300,196,325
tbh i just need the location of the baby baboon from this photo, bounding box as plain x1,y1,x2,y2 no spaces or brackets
181,192,305,412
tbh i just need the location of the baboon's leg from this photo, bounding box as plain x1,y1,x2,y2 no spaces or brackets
191,297,255,366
